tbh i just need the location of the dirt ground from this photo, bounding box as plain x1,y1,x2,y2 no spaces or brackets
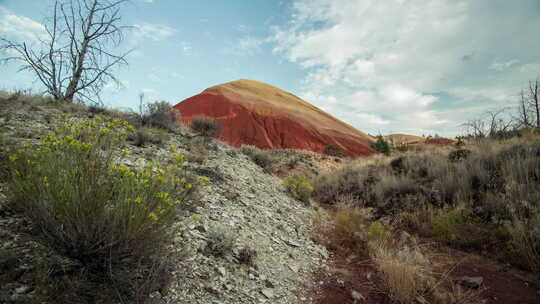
306,246,540,304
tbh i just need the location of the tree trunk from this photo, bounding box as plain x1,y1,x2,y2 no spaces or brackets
63,0,97,102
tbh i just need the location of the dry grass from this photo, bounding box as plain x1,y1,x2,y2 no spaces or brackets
312,137,540,271
313,202,484,303
367,226,484,304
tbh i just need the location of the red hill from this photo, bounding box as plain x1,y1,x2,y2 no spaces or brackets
172,79,374,157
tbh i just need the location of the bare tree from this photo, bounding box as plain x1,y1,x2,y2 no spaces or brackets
516,88,533,128
0,0,131,103
462,118,487,139
463,108,514,139
486,108,513,137
528,77,539,128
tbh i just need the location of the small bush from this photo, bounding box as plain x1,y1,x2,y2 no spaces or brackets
88,104,107,115
237,247,258,266
204,226,236,257
186,138,209,164
128,127,169,147
8,116,202,302
323,144,344,157
370,238,436,304
312,166,372,204
372,135,391,156
141,100,178,131
367,221,391,241
312,205,371,254
284,175,313,203
505,209,540,272
432,208,505,251
190,117,220,138
240,145,274,173
448,149,472,162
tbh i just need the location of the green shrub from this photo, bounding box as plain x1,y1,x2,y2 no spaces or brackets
372,135,391,156
190,117,220,138
8,116,202,302
432,208,505,251
367,221,391,241
284,175,313,203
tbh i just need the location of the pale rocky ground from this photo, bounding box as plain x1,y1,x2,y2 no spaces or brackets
0,99,328,304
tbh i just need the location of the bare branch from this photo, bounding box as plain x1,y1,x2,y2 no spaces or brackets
0,0,131,103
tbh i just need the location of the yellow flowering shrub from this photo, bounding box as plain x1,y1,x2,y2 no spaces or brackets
284,175,313,203
7,116,202,300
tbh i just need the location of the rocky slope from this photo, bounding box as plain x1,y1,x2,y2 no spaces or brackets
173,79,375,157
0,97,328,304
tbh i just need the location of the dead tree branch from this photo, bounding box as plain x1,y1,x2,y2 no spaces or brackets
0,0,131,103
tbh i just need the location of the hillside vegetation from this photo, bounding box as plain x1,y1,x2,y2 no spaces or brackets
0,92,327,304
310,137,540,303
0,91,539,304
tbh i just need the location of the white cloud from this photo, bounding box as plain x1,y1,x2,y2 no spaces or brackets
148,73,161,82
132,23,176,42
0,7,46,42
489,59,520,72
178,41,192,54
274,0,540,136
105,80,130,94
235,24,249,33
228,36,265,56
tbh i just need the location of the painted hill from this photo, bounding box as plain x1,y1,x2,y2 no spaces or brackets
173,79,375,157
385,133,426,145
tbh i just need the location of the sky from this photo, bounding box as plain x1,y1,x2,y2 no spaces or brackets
1,0,540,137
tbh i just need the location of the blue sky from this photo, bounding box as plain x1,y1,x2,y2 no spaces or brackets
1,0,540,136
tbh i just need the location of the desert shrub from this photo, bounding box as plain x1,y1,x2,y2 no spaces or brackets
396,205,439,237
237,247,258,266
313,138,540,271
284,175,313,204
252,152,273,172
0,131,17,180
204,226,236,257
312,166,372,204
367,222,484,304
323,144,344,157
128,127,169,147
448,149,472,162
186,137,209,164
432,208,506,251
372,135,391,156
190,117,220,138
240,145,274,173
505,211,540,272
367,221,391,242
141,100,178,131
87,104,107,115
370,244,433,303
7,116,202,302
312,204,371,254
370,174,426,216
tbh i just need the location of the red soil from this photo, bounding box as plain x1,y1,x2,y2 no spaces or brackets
173,79,374,157
425,137,455,145
307,246,540,304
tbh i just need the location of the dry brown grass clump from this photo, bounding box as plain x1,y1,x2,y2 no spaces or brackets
313,203,484,303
